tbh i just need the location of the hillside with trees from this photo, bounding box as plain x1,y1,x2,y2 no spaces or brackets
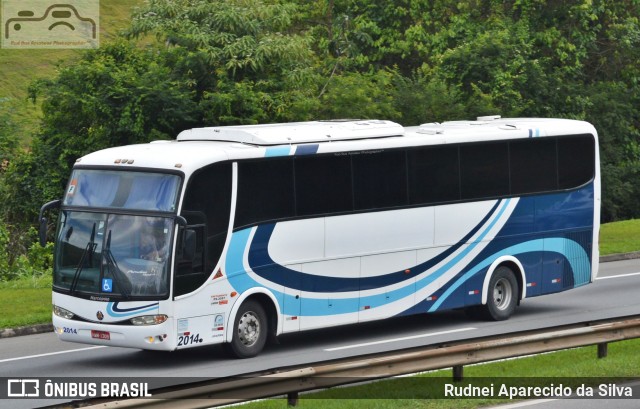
1,0,639,278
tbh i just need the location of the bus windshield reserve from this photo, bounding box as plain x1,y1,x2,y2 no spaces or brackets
40,117,600,358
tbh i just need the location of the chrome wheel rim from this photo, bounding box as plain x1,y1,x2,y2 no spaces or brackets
238,311,261,347
493,277,513,311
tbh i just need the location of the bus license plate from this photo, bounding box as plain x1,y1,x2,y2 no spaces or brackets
91,330,110,340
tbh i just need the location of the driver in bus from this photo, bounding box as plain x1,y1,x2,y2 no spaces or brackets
140,226,168,262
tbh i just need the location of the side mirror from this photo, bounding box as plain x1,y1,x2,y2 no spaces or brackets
182,229,196,261
39,218,48,247
175,215,188,227
38,199,61,247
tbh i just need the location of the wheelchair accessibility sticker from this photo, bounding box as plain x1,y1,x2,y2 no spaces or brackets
2,0,99,49
102,278,113,293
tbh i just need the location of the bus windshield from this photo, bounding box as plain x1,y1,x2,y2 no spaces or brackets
63,169,180,212
54,211,173,299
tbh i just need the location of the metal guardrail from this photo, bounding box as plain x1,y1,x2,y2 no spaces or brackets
70,314,640,409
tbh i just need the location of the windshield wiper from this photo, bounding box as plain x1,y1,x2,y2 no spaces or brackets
103,230,131,300
70,223,97,295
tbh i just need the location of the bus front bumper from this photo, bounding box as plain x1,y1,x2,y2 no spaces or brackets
52,315,175,351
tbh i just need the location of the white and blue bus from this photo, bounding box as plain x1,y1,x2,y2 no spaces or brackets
39,116,600,357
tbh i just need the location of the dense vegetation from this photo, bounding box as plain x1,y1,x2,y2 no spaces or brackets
1,0,640,279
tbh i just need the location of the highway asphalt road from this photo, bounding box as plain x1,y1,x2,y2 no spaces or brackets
1,259,639,408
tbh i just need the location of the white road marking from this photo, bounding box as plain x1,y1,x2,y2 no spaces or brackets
0,346,107,364
484,399,559,408
324,327,476,352
596,271,640,280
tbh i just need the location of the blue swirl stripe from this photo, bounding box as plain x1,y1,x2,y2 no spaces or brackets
225,200,515,317
106,301,159,318
223,179,593,320
428,237,590,312
246,200,504,293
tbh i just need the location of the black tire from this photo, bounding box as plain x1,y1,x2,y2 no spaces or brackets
481,266,518,321
227,300,268,358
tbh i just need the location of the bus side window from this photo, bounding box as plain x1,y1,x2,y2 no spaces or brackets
175,163,232,297
236,158,295,228
408,146,460,205
460,142,509,200
174,223,206,296
352,150,408,210
510,138,558,195
176,212,206,274
558,135,595,189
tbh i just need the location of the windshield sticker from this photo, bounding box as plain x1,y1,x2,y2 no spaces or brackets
67,179,77,196
127,269,151,276
101,278,113,293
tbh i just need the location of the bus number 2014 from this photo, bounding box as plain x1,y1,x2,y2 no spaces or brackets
178,334,203,346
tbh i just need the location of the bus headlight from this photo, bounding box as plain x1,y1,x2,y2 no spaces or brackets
130,315,168,326
53,305,75,320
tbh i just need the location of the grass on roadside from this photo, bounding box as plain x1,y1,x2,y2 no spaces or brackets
600,219,640,256
0,274,51,328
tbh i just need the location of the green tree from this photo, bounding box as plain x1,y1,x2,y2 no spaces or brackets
127,0,317,125
585,81,640,222
3,40,198,226
316,70,400,120
0,99,19,167
392,72,466,126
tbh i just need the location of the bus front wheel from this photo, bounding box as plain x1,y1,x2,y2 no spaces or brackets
482,266,518,321
227,300,268,358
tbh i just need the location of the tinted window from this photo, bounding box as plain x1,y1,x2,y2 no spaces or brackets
229,134,595,230
352,150,408,210
408,146,460,204
510,138,558,194
558,135,595,189
295,154,353,216
64,170,180,212
460,142,509,199
182,163,232,238
178,162,232,295
236,158,295,228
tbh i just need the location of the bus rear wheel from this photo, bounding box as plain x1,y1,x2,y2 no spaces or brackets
227,300,268,358
482,266,518,321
